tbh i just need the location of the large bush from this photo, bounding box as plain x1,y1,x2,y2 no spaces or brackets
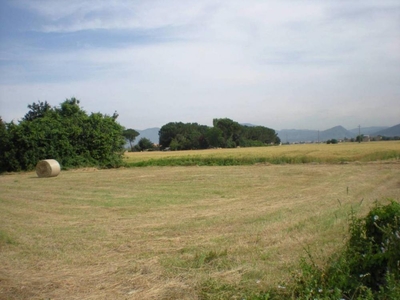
285,201,400,299
0,98,125,172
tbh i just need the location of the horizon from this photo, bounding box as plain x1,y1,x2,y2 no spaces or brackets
132,120,400,132
1,1,399,131
132,123,397,132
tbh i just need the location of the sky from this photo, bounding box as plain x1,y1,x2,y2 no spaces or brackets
0,0,399,131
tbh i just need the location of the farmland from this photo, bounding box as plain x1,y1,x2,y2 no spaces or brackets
125,141,400,166
1,142,400,299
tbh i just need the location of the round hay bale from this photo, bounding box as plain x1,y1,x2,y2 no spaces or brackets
36,159,61,178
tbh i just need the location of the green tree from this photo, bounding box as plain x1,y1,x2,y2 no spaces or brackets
0,98,125,172
123,128,139,151
159,122,179,148
23,100,52,121
137,137,154,151
213,118,241,147
159,122,209,150
205,127,223,148
241,125,280,145
158,119,280,150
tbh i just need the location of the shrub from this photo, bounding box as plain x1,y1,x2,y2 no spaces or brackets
1,99,125,172
274,200,400,299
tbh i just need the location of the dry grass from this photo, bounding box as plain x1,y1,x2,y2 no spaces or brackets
1,161,400,299
124,141,400,165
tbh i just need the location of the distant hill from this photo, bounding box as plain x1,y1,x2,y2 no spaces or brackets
278,129,319,143
278,126,355,143
124,127,160,149
374,124,400,137
349,126,389,135
136,127,160,144
320,126,355,141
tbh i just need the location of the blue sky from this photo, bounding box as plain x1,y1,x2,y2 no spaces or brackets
0,0,399,130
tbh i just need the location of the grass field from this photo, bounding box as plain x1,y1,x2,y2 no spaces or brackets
1,142,400,299
124,141,400,166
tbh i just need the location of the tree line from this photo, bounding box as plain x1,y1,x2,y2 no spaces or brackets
157,118,280,151
0,99,125,172
1,99,280,172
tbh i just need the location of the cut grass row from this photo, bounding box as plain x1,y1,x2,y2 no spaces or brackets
124,141,400,167
1,163,400,299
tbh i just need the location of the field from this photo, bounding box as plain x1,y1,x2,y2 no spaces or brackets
1,142,400,299
124,141,400,166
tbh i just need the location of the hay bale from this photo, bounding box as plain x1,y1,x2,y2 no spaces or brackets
36,159,61,178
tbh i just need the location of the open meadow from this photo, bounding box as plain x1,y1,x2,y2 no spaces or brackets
124,141,400,166
1,142,400,299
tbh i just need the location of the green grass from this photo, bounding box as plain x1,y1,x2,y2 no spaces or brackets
0,230,16,246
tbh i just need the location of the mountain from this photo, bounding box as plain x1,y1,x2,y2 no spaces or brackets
278,126,355,143
124,127,160,149
320,126,355,141
373,124,400,137
278,129,319,143
136,127,160,144
349,126,389,135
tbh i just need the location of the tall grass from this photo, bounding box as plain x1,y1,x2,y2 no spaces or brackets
125,142,400,167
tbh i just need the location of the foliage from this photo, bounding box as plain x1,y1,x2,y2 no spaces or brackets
136,137,154,151
273,201,400,299
123,128,139,151
326,139,338,144
213,118,242,147
381,136,400,141
158,119,280,150
356,134,365,143
0,98,125,172
158,122,209,150
22,100,52,121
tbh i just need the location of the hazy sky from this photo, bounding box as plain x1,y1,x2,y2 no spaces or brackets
0,0,399,130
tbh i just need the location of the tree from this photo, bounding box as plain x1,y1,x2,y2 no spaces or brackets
327,139,338,144
23,101,52,121
0,98,125,173
0,117,12,171
356,135,364,143
159,122,209,150
205,127,223,148
158,119,280,150
159,122,179,149
241,125,280,145
213,118,241,147
123,128,139,151
137,137,154,151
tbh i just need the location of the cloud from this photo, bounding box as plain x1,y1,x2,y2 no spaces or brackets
13,0,216,33
1,0,399,130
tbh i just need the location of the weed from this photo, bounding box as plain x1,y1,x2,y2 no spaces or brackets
270,200,400,299
0,230,16,246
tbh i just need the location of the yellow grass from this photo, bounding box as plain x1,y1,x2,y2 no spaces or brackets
1,148,400,298
124,141,400,165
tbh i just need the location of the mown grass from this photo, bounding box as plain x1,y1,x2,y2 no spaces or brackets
124,141,400,167
1,160,400,299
